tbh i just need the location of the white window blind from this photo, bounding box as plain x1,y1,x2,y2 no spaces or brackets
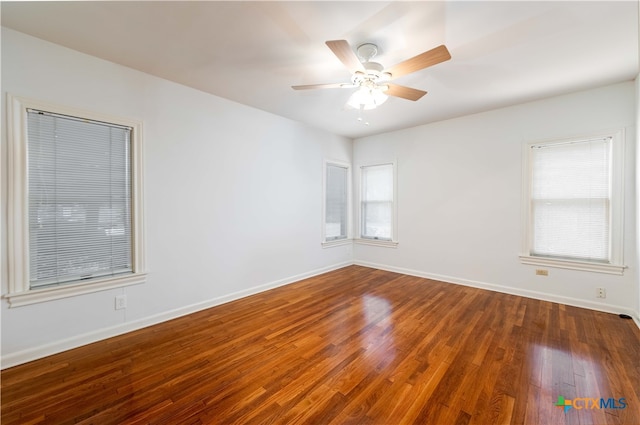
361,164,393,240
530,137,611,263
27,109,133,288
325,164,348,241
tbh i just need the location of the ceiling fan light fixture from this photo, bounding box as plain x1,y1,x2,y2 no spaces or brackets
347,85,388,110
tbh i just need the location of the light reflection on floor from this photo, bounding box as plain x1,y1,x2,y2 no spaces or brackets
361,294,396,367
530,342,611,423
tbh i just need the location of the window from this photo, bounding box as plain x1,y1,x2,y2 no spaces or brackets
358,162,397,246
6,95,146,306
322,161,350,245
520,130,625,274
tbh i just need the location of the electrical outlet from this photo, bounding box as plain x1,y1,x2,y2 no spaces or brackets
596,288,606,299
115,295,127,310
535,269,549,276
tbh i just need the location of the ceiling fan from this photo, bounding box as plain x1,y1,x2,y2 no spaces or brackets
292,40,451,110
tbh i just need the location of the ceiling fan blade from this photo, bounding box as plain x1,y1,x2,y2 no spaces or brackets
385,45,451,80
385,83,427,101
326,40,365,73
292,83,354,90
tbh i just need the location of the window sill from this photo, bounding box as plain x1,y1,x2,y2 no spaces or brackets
4,273,147,308
322,238,353,248
519,255,625,275
355,238,399,248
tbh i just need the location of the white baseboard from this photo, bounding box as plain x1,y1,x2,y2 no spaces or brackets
354,260,640,328
1,261,353,369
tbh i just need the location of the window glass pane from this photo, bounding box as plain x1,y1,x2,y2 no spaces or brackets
361,164,393,240
532,199,609,261
325,164,348,240
362,201,392,240
28,110,132,288
363,164,393,201
530,138,611,262
532,139,610,199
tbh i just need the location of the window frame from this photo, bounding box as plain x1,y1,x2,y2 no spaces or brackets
5,94,146,307
321,159,352,247
519,129,626,275
355,160,398,247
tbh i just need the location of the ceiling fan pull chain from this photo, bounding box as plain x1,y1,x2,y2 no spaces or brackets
357,105,370,126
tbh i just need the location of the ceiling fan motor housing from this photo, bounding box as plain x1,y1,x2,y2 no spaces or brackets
352,61,391,87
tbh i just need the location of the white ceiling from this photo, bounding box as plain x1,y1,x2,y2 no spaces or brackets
2,1,638,139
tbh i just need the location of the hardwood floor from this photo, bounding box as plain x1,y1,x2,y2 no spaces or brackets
2,265,639,424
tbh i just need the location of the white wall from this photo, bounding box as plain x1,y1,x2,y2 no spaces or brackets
354,82,638,319
0,28,353,367
636,74,640,324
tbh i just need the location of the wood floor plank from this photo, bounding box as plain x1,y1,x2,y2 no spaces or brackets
2,265,639,424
